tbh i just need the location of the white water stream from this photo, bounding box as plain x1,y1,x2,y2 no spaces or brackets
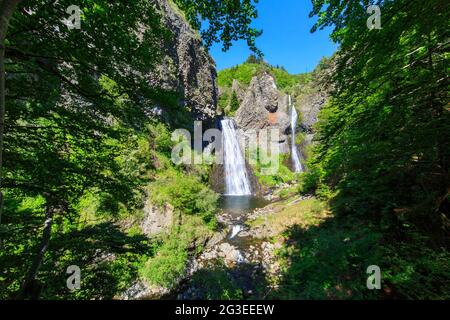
289,96,303,173
221,119,252,196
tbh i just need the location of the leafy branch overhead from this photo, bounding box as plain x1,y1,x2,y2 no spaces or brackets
174,0,263,55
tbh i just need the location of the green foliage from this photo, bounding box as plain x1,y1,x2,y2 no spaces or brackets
271,68,309,92
218,62,311,97
310,0,449,224
1,0,263,300
306,0,450,299
268,197,450,300
272,216,383,300
4,0,169,232
218,63,263,87
227,91,240,116
245,54,263,64
382,233,450,299
173,0,262,55
140,215,212,288
188,264,244,300
218,91,230,112
140,237,189,288
149,170,219,227
0,206,152,299
251,150,296,188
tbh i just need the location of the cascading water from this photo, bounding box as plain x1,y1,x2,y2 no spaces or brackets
229,225,243,239
221,118,252,196
289,96,303,173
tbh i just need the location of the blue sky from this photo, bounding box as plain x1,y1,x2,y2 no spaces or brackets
208,0,337,74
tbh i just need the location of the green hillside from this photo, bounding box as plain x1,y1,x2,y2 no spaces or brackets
217,56,330,115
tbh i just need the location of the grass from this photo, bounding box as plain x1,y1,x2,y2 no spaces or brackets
249,198,329,239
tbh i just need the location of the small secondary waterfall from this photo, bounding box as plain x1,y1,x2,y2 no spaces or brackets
221,119,252,196
289,96,303,173
229,225,243,239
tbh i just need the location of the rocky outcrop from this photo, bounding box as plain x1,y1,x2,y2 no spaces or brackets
120,281,171,300
150,0,217,125
296,57,334,145
140,201,174,237
297,91,327,145
231,79,245,103
235,73,290,153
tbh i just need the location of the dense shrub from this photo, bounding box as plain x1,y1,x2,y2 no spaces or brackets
148,170,218,227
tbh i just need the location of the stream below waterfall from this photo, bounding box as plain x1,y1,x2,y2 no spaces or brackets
176,117,292,299
176,195,274,299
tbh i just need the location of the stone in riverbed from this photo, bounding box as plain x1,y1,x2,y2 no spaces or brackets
218,242,246,264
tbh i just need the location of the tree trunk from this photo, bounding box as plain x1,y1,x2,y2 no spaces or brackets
20,207,53,299
20,197,67,299
0,0,23,246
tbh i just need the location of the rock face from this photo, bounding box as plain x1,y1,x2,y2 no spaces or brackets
151,0,217,125
140,201,174,237
297,91,327,145
231,79,245,103
296,57,334,145
235,73,290,153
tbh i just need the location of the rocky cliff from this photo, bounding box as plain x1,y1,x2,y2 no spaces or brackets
297,90,327,145
150,0,218,125
234,72,291,154
295,57,334,146
140,0,219,240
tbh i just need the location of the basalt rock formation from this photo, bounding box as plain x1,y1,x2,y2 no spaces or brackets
295,58,334,146
235,73,291,154
150,0,218,125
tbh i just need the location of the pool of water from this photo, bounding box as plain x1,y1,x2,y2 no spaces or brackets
219,195,269,218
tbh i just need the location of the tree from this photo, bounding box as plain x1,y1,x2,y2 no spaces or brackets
309,0,449,230
229,91,240,115
0,0,24,247
3,0,169,297
174,0,263,56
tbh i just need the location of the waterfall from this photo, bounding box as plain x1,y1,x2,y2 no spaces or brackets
289,96,303,173
221,118,252,196
229,225,243,239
